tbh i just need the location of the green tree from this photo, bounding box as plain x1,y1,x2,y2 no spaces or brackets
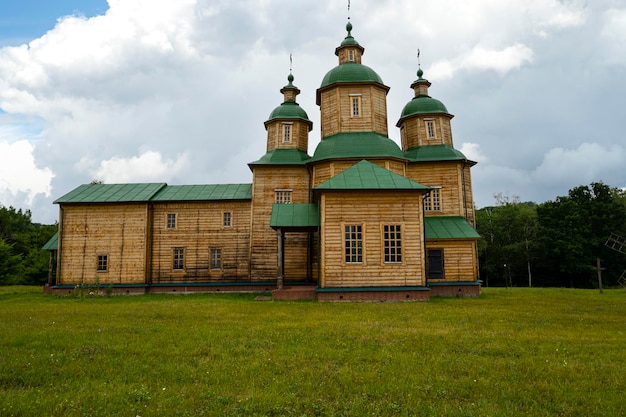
476,194,538,287
536,182,626,287
0,238,23,285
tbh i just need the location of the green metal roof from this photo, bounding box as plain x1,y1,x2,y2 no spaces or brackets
319,62,384,89
315,160,430,191
249,149,311,166
42,231,58,250
266,102,312,126
404,144,473,163
151,184,252,201
310,132,406,163
54,183,167,204
398,95,450,123
55,183,252,204
270,203,320,229
425,216,480,239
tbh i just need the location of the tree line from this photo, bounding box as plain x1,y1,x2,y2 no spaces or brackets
477,182,626,288
0,206,56,285
1,181,626,287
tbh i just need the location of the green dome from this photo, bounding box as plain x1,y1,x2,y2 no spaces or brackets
267,101,310,121
320,62,384,88
309,132,406,163
400,95,449,118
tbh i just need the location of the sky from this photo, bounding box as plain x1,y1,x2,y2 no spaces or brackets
0,0,624,224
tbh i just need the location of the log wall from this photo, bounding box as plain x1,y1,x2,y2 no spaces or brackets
151,201,251,283
426,240,478,282
319,191,426,288
58,204,148,285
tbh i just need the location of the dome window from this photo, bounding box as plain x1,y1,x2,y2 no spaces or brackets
281,122,293,143
349,94,362,117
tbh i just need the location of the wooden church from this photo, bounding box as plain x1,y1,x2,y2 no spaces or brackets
47,21,481,300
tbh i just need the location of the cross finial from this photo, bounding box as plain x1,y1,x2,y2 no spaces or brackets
417,48,421,69
289,53,293,73
348,0,351,20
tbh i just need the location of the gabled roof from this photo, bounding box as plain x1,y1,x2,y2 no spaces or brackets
54,183,167,204
151,184,252,201
315,160,430,191
425,216,480,239
249,149,311,166
54,183,252,204
270,203,319,230
309,132,406,163
42,232,58,250
405,144,475,164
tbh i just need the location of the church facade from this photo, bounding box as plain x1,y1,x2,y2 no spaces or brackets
49,22,481,300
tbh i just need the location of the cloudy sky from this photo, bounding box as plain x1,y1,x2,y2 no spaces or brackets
0,0,624,224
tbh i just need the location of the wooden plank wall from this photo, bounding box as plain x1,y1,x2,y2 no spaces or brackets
311,159,405,188
319,191,426,288
58,204,148,285
399,116,454,150
151,201,251,283
265,122,309,153
426,240,478,282
250,166,311,280
406,162,465,218
319,85,389,138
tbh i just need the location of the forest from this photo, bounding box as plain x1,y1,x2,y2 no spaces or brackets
1,182,625,287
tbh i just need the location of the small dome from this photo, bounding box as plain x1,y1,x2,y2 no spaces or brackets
320,62,384,88
400,95,449,118
267,101,310,121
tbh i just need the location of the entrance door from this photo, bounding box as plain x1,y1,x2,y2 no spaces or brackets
427,249,444,279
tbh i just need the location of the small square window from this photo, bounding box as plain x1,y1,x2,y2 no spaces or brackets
223,212,231,227
97,255,108,272
275,190,292,204
167,213,176,229
211,248,222,270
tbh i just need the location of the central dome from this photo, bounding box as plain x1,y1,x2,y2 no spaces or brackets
320,62,384,88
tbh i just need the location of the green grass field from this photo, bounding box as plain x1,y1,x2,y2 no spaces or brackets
0,286,624,416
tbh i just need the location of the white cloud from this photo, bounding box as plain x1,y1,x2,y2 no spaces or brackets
460,142,487,163
92,150,190,183
0,139,53,203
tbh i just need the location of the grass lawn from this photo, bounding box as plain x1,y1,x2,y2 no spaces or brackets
0,286,625,416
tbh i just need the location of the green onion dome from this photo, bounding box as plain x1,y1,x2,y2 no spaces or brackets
320,62,384,88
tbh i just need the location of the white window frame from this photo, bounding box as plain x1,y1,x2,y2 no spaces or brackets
97,254,108,272
425,187,442,212
223,212,231,227
210,248,222,270
349,94,362,117
425,118,436,139
282,122,293,143
173,247,185,270
166,213,176,229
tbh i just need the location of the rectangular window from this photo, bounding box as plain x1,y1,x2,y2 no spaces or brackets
426,120,436,139
223,212,231,227
425,188,441,212
344,225,363,263
166,213,176,229
348,50,354,62
97,255,108,272
427,249,444,279
210,248,222,270
173,247,184,270
282,123,292,143
351,96,361,117
275,190,292,204
383,225,402,263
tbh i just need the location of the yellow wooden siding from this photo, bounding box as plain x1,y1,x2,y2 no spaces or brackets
406,162,467,218
250,166,310,280
58,204,148,285
266,121,309,152
399,116,454,149
150,201,251,282
426,240,478,282
319,86,388,138
319,191,426,288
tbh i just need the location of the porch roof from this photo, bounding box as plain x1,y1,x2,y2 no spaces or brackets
42,232,58,250
314,159,430,191
270,203,319,230
425,216,480,239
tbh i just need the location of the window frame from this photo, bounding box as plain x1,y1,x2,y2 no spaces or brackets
96,254,108,272
275,189,292,204
383,224,402,264
425,118,436,139
349,94,362,117
281,122,293,143
223,211,231,228
344,224,364,264
424,187,442,212
166,213,177,229
173,247,185,271
348,50,355,62
210,248,222,270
